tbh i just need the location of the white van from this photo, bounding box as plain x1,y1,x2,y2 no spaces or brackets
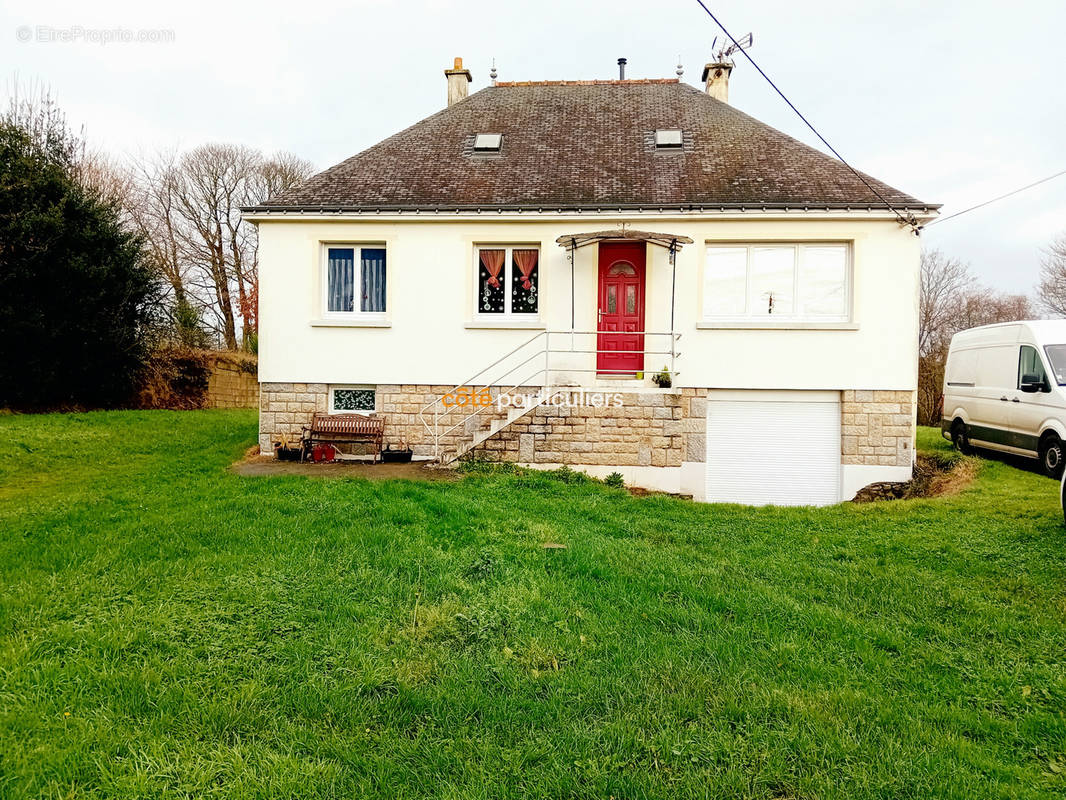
942,320,1066,477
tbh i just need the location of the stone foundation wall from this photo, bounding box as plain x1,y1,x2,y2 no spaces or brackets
841,390,915,467
467,389,709,467
259,383,514,455
258,384,708,462
259,383,914,469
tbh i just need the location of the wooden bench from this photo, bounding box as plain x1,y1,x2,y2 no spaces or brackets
301,413,385,463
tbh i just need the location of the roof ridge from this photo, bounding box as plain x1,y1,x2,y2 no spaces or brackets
493,79,680,87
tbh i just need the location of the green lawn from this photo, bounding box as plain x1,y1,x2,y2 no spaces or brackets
1,411,1064,799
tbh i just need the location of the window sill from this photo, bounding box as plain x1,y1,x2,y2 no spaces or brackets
465,320,546,330
311,318,391,328
695,321,859,331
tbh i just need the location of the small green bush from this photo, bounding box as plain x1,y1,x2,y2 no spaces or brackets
605,471,625,489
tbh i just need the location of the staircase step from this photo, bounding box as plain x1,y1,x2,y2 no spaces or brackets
431,387,556,467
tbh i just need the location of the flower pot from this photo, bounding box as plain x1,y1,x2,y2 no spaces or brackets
274,443,303,462
381,448,413,464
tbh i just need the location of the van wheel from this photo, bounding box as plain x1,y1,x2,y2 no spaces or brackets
951,420,973,455
1039,434,1064,479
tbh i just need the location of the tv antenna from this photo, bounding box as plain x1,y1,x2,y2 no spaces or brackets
712,32,753,63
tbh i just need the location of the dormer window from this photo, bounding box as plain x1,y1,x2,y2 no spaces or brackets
474,133,502,152
654,129,683,148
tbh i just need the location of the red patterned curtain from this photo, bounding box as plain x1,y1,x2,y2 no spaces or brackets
479,249,505,288
513,249,538,290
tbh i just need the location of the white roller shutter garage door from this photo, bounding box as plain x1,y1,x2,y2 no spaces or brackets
705,395,841,506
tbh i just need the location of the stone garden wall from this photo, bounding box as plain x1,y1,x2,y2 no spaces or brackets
204,356,259,408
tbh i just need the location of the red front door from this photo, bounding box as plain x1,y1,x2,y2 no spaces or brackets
597,242,646,375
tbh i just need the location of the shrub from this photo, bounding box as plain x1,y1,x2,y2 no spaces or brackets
173,298,210,350
0,119,153,409
604,471,625,489
134,349,212,410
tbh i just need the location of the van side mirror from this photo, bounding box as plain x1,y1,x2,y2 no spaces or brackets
1020,374,1048,393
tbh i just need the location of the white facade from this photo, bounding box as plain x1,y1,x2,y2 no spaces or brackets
251,211,919,389
250,209,923,503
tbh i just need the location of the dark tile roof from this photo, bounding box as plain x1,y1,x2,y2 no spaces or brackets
252,79,933,212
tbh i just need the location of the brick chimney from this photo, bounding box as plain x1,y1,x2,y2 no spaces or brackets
701,61,732,103
445,57,472,106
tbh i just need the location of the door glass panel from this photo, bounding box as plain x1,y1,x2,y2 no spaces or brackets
607,285,617,314
625,284,636,314
609,262,636,276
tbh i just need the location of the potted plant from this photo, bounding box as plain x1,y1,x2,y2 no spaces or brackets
273,433,303,462
651,366,672,389
381,439,414,463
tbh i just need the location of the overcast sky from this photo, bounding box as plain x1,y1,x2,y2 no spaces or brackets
3,0,1064,293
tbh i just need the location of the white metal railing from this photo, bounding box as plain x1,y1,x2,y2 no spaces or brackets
417,330,682,460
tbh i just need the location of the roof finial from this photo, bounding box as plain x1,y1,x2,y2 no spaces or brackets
490,58,497,85
676,56,683,79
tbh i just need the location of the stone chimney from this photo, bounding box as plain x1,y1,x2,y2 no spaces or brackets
445,57,472,106
701,61,732,103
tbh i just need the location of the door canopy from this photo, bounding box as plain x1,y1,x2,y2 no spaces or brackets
555,229,694,252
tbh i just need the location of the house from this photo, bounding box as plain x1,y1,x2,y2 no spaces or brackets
243,57,938,505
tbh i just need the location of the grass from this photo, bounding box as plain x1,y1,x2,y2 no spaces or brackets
0,411,1064,799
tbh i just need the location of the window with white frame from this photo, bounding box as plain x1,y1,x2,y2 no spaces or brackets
475,245,540,316
324,245,387,316
703,243,850,321
329,386,376,414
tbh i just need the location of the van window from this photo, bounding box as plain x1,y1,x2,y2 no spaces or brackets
1018,345,1048,389
1045,344,1066,385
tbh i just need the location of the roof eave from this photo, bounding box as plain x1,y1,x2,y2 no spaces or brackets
242,202,941,216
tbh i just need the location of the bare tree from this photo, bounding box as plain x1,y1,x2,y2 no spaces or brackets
954,290,1034,332
919,249,971,360
5,81,312,351
137,144,312,349
1038,233,1066,318
128,150,186,307
917,248,1035,424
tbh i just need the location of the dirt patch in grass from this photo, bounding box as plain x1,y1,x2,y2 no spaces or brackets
230,455,460,482
852,452,978,503
625,485,693,500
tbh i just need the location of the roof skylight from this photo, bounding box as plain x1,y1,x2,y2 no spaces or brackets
474,133,502,152
654,129,683,148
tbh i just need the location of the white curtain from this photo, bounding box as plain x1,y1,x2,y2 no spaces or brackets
328,249,355,312
361,248,386,312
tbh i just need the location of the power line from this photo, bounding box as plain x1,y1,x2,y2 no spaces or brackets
921,169,1066,229
692,0,920,232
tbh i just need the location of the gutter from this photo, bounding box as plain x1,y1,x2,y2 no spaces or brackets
241,205,941,224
